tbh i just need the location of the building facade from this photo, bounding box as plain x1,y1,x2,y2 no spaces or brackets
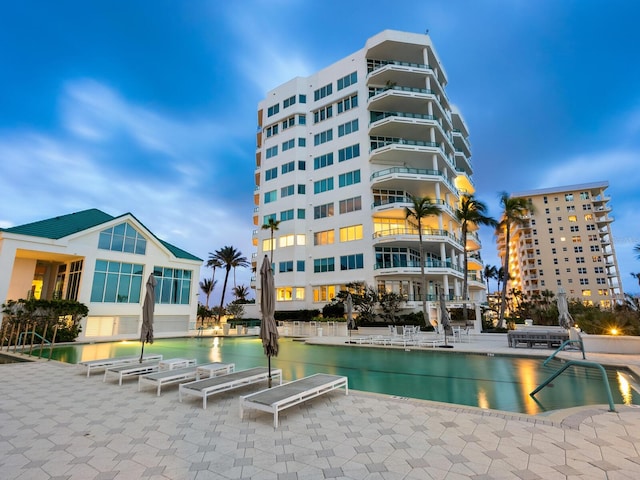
497,182,623,308
0,209,202,341
253,30,484,324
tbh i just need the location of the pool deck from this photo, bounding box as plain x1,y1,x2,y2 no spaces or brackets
1,334,640,479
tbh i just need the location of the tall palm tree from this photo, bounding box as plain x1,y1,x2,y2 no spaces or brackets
261,218,280,264
405,195,441,326
496,266,506,293
232,284,250,302
483,265,497,293
455,194,497,322
211,246,249,324
496,191,531,328
199,278,216,308
206,256,222,285
631,273,640,287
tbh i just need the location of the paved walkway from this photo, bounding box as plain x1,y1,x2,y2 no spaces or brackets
1,335,640,479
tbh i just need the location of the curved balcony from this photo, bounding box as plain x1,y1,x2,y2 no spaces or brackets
452,129,471,157
374,259,464,277
370,167,459,197
373,227,462,249
367,86,452,130
369,111,454,152
369,136,456,172
371,196,457,219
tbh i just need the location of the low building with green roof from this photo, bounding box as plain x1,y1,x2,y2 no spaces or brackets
0,209,202,341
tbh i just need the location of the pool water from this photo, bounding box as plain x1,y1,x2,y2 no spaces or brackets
47,337,638,414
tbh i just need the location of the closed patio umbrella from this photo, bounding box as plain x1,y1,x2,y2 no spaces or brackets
140,273,156,362
259,255,279,387
557,287,573,330
439,289,453,348
345,294,354,338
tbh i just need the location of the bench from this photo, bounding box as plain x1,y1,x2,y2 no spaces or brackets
103,360,161,385
79,354,163,377
179,367,282,409
239,374,348,428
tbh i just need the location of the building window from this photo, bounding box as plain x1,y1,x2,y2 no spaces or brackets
340,254,364,270
590,245,600,252
314,202,334,219
565,193,574,201
582,204,592,211
66,260,83,301
282,139,295,151
339,196,362,214
280,209,294,221
314,229,335,245
313,285,335,302
266,146,278,159
314,129,333,146
98,222,147,255
91,260,143,303
279,261,294,273
596,278,607,285
314,83,333,101
281,185,294,198
570,225,579,232
594,266,604,273
572,236,581,243
337,71,357,90
577,267,587,274
283,95,296,109
574,246,583,253
339,225,363,242
297,184,306,194
263,214,276,226
297,208,305,219
314,153,334,170
265,124,278,137
264,190,277,203
281,161,295,174
338,144,360,162
338,170,361,187
567,206,575,212
314,257,335,273
299,94,306,103
580,278,589,285
265,167,278,181
277,286,305,301
282,116,295,130
267,104,279,117
314,177,334,194
297,260,305,272
584,214,593,221
576,257,585,263
298,114,306,125
262,238,275,253
586,224,595,231
154,267,192,305
337,94,358,113
543,196,548,204
313,105,333,123
338,119,359,137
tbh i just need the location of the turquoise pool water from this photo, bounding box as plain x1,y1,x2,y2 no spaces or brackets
47,337,638,414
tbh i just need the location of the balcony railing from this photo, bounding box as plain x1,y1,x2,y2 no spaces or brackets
370,136,441,151
370,167,459,196
374,260,463,274
373,227,462,245
372,197,453,216
367,58,434,74
370,110,439,123
368,85,435,99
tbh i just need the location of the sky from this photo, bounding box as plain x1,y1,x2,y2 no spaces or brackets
1,0,639,305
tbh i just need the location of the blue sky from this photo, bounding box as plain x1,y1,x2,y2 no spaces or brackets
1,0,639,304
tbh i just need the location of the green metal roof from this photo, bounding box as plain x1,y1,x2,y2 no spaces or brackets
1,208,202,262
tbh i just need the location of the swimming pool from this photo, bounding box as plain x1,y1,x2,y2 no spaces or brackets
47,337,638,414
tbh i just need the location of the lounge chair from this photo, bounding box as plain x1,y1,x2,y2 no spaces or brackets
80,354,163,377
103,360,161,385
179,367,282,409
239,373,348,428
137,363,235,396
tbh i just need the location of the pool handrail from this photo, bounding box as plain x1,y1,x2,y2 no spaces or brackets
543,339,585,366
531,360,616,412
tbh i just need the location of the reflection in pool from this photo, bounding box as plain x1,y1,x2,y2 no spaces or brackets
47,336,638,414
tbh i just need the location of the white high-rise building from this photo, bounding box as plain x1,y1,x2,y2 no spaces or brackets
253,30,484,324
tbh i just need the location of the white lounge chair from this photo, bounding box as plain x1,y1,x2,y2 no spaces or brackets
179,367,282,409
240,373,348,428
103,360,161,385
137,363,235,396
80,354,163,377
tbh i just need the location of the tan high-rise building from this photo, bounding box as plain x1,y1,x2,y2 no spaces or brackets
497,181,623,308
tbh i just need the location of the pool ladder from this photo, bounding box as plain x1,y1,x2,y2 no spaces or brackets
530,339,616,412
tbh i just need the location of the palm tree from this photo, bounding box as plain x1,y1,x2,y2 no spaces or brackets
496,266,506,293
199,278,216,308
261,218,280,265
211,246,249,324
631,273,640,287
455,194,497,322
232,284,250,303
496,192,531,328
405,195,441,326
635,243,640,259
483,265,497,293
206,256,222,285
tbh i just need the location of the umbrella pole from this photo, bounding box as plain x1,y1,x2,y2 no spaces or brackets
268,355,272,388
139,342,145,363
